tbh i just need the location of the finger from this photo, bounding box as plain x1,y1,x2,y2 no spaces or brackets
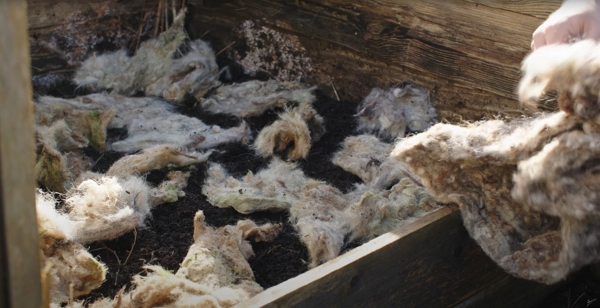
544,24,573,45
584,22,600,41
532,30,547,50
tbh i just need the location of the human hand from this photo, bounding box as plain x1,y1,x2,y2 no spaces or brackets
531,0,600,50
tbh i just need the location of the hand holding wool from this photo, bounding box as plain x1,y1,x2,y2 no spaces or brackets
531,0,600,50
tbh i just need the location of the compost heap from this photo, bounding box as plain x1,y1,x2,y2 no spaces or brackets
392,40,600,284
36,9,441,307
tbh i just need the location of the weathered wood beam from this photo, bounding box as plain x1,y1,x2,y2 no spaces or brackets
465,0,561,18
188,0,561,120
236,207,554,308
0,1,43,307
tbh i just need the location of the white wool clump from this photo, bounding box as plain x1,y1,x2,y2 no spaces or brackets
38,167,195,304
518,40,600,108
73,11,219,104
254,102,325,160
37,94,176,130
332,134,419,189
202,159,309,214
37,190,107,303
111,113,251,153
289,182,352,268
37,94,247,153
199,79,316,117
347,178,439,241
34,98,116,151
35,121,90,193
203,157,440,268
390,107,600,284
66,175,152,244
357,84,436,141
107,144,211,178
203,160,352,267
150,171,191,206
34,102,115,192
78,211,279,308
43,243,107,304
37,191,76,243
145,39,220,103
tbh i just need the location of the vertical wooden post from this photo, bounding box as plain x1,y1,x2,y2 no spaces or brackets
0,0,43,307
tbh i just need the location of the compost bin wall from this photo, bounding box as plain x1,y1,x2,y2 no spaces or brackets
29,0,562,121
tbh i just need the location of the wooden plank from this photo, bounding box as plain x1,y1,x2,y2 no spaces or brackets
465,0,561,18
191,0,544,94
237,207,521,308
453,275,559,308
188,0,541,120
0,1,43,307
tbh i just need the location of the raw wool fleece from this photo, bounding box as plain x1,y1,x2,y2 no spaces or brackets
518,40,600,119
64,174,152,244
202,159,310,214
106,144,212,178
37,94,251,154
390,110,595,284
35,121,91,193
145,39,220,102
73,10,219,104
37,94,176,130
199,79,317,118
357,84,436,141
37,192,107,303
76,211,279,308
111,112,251,153
34,98,116,192
289,181,352,268
150,171,191,206
332,134,421,189
202,159,350,266
37,143,202,302
347,178,438,241
203,157,439,267
254,102,325,160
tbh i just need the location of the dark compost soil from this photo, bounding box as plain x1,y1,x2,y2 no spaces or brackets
77,88,362,301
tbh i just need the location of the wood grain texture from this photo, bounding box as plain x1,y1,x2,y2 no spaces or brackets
236,207,529,308
0,0,42,307
187,0,557,121
465,0,561,18
28,0,559,120
454,274,559,308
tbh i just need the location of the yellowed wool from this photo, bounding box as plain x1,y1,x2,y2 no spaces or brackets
332,134,419,189
390,106,600,283
66,175,151,244
357,84,435,141
73,11,188,97
42,243,106,304
77,212,278,308
202,159,310,214
254,102,324,160
107,145,212,178
347,178,438,241
199,79,316,117
145,39,220,103
150,171,191,206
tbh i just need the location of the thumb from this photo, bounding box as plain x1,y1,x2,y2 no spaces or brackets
584,21,600,41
